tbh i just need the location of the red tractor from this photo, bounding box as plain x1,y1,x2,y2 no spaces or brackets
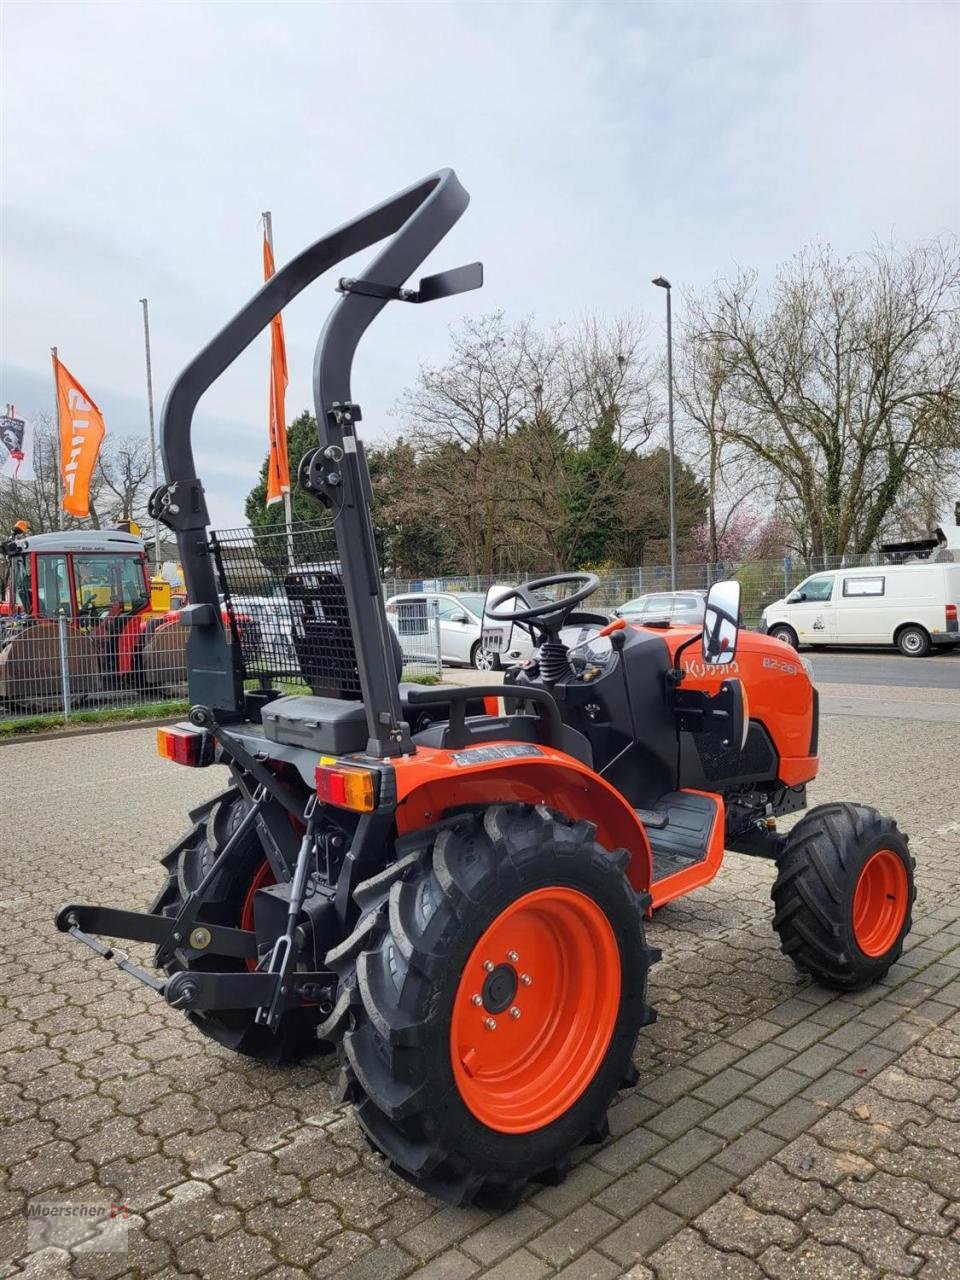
57,170,915,1208
0,526,187,708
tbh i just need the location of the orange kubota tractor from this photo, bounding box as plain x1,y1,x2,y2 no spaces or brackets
56,170,915,1208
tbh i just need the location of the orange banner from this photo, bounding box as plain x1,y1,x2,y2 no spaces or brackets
263,235,290,506
54,357,106,519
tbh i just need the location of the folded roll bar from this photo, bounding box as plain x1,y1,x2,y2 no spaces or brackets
153,169,475,752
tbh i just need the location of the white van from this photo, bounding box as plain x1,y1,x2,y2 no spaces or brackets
760,562,960,657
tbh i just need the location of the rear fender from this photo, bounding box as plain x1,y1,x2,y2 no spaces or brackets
392,742,653,893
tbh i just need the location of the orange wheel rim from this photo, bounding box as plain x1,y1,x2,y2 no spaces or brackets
852,849,908,957
450,887,621,1134
241,860,275,972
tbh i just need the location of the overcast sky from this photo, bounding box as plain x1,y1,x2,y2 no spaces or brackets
2,0,957,527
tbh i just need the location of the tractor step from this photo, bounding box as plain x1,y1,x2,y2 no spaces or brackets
644,792,721,884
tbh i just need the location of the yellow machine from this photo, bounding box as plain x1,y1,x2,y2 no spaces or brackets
150,577,173,612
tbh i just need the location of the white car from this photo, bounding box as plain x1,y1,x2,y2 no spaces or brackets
385,591,514,670
228,594,297,664
386,585,607,670
613,591,706,625
760,561,960,657
481,583,608,665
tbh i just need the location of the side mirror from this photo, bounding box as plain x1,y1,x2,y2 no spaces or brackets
450,611,469,624
786,590,802,603
702,580,741,665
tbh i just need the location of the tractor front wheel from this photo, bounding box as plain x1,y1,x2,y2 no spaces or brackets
321,804,657,1206
771,802,914,990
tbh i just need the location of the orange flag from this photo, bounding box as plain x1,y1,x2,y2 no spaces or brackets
54,356,106,519
263,234,290,507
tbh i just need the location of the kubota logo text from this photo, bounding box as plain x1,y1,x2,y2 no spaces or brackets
682,658,740,679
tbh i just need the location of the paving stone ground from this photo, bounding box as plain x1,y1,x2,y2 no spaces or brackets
1,712,958,1279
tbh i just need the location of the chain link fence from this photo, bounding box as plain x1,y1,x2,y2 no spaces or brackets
384,550,908,628
1,547,930,733
0,611,189,726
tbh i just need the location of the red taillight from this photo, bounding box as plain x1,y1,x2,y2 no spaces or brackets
946,604,957,623
157,725,213,767
315,760,377,811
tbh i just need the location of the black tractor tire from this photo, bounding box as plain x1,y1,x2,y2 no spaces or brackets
150,788,322,1063
320,803,657,1207
471,640,501,672
771,802,914,991
768,624,799,649
896,624,930,658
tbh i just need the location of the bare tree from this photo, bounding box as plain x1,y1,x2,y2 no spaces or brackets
675,304,764,563
98,435,153,524
400,313,533,575
697,238,960,560
400,312,662,572
1,419,154,537
505,315,660,568
0,412,70,533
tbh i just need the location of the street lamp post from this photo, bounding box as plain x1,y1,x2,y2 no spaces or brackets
139,298,161,572
652,276,677,590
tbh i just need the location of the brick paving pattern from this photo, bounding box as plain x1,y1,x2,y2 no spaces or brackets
1,713,958,1278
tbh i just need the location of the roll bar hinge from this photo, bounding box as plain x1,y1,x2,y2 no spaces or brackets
148,480,209,532
298,407,356,504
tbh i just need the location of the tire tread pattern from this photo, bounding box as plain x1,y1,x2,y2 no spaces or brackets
322,803,658,1206
150,788,321,1063
771,801,915,990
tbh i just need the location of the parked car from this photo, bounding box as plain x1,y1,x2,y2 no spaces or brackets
482,583,612,665
613,590,706,626
759,562,960,656
228,594,296,665
386,591,506,669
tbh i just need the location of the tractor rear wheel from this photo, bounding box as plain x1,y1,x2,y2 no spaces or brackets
321,804,657,1206
150,789,322,1062
771,803,914,990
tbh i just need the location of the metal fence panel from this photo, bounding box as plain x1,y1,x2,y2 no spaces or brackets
0,546,926,732
0,611,187,722
383,550,896,628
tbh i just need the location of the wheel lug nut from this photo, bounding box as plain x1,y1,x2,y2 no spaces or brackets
509,1006,521,1019
471,994,482,1006
484,1017,497,1030
483,960,494,972
507,950,519,962
520,973,532,986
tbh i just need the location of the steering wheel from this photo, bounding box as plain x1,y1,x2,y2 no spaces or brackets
486,573,600,630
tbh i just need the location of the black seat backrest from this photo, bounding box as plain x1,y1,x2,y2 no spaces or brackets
283,568,401,698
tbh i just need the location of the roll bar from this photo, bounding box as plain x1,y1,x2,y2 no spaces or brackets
152,169,478,751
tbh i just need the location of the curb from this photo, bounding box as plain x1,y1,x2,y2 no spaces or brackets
0,715,184,747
